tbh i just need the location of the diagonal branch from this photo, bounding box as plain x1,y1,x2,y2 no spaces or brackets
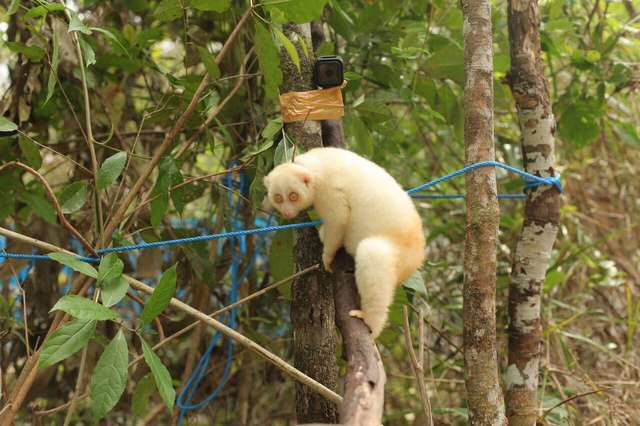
0,161,96,256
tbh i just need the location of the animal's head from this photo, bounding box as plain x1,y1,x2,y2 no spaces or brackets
263,162,315,220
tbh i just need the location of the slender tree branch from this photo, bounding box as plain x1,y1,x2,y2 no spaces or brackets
403,306,434,426
127,264,320,369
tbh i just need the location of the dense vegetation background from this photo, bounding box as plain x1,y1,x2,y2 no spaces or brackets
0,0,639,424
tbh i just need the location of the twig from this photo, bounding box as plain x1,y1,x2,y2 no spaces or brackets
125,275,342,404
538,389,605,422
34,393,89,416
58,0,103,232
121,163,247,231
174,57,251,159
403,306,434,426
128,264,319,369
63,290,100,425
0,162,96,256
99,7,252,249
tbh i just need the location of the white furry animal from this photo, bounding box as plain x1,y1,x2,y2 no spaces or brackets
264,147,425,337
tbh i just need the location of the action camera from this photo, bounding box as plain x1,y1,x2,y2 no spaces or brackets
313,55,344,88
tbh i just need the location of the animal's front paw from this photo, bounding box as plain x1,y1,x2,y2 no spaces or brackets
322,253,334,272
349,309,365,319
318,225,324,243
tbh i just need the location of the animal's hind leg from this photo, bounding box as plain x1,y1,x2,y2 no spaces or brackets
352,237,397,338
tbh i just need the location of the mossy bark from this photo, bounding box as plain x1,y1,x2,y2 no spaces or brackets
279,23,339,424
505,1,561,424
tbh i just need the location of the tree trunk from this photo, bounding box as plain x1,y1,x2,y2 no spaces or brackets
460,1,506,425
505,1,561,424
279,23,339,424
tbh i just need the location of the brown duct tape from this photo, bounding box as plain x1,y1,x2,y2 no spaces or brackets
279,81,347,123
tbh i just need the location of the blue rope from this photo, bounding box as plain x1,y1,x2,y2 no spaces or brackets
0,161,561,263
176,168,264,421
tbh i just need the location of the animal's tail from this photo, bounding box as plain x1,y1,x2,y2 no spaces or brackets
354,237,397,338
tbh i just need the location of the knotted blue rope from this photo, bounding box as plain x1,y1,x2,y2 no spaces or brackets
0,161,561,263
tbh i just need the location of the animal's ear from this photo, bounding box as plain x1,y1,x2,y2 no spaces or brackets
297,169,312,187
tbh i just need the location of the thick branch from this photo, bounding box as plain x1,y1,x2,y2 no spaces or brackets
332,251,386,425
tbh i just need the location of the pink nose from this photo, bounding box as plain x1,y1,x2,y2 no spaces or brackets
283,211,296,219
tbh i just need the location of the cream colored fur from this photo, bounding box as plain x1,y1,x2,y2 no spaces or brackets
264,147,425,337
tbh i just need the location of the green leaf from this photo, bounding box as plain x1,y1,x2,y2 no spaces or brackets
424,40,464,84
558,103,600,146
101,276,130,307
97,253,124,285
48,252,98,278
50,295,119,321
39,318,96,368
18,136,42,169
7,0,20,16
140,337,175,411
263,0,328,24
0,117,18,132
68,11,92,34
274,28,300,73
254,22,283,99
154,0,182,22
132,373,156,417
90,27,130,57
20,191,57,224
96,151,127,190
544,270,566,292
58,181,88,214
273,136,295,166
150,157,183,223
402,269,427,298
45,24,60,105
79,35,96,67
140,264,177,325
189,0,229,12
197,47,221,79
90,330,129,420
24,2,64,18
6,42,45,62
262,117,283,140
268,228,294,283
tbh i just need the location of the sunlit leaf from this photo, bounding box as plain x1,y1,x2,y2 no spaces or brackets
189,0,229,12
49,252,98,278
51,295,119,321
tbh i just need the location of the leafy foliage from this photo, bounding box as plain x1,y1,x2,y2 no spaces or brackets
1,0,639,423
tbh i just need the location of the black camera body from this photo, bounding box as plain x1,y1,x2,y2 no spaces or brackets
313,55,344,88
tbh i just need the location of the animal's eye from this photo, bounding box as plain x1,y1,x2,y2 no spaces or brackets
288,192,299,202
274,194,284,204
